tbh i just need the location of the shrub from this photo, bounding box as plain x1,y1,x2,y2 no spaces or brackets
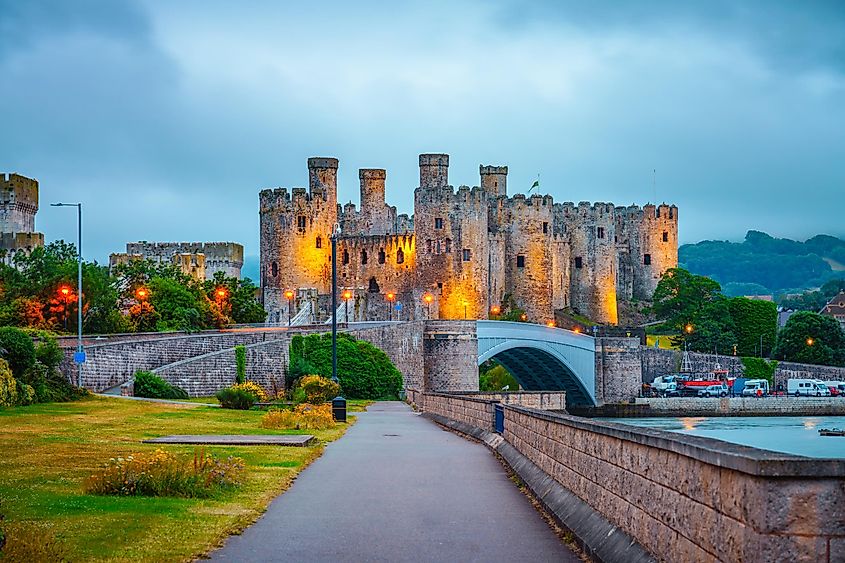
216,386,256,410
235,345,246,384
84,448,245,498
231,381,268,402
134,370,189,400
15,381,35,405
26,361,87,403
0,326,36,377
740,357,778,383
0,360,18,407
296,375,340,404
261,403,335,430
34,337,64,370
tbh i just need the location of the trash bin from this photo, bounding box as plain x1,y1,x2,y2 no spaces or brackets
332,396,347,422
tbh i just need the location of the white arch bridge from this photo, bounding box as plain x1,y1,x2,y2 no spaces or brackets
476,321,598,406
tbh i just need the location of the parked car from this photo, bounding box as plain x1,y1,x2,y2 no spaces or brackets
660,383,681,398
741,379,769,397
787,379,832,397
698,384,729,398
823,381,845,396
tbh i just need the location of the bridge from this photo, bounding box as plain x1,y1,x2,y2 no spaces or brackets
59,320,641,406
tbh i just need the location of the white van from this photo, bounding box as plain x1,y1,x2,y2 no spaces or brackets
741,379,769,397
787,379,832,397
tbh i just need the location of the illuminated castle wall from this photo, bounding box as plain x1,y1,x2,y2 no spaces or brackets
259,154,678,325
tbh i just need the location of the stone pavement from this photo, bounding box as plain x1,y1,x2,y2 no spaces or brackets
144,434,315,446
209,402,579,562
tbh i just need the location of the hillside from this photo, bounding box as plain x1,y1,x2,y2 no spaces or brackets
679,231,845,296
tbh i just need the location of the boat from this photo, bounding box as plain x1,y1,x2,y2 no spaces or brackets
818,428,845,437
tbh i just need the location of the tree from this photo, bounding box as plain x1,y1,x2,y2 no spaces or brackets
0,327,36,377
148,277,206,332
728,297,778,356
203,271,267,325
652,268,724,328
772,311,845,367
479,360,520,391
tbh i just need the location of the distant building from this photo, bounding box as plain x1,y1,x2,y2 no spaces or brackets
820,291,845,331
1,173,44,265
109,242,243,281
743,294,774,302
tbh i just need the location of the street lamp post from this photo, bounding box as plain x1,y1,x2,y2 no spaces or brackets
386,292,395,321
51,203,83,388
422,292,434,319
284,289,295,326
330,224,346,422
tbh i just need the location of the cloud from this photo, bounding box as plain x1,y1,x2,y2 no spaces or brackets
1,0,843,264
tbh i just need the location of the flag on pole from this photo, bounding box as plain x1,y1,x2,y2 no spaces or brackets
528,176,540,193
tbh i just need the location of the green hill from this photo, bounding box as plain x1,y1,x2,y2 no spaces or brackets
679,231,845,296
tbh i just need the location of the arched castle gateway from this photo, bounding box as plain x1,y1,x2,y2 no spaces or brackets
259,155,678,325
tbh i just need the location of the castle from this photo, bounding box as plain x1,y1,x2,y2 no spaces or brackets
109,241,244,281
259,154,678,325
1,173,45,265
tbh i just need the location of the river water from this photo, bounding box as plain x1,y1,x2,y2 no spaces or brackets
609,416,845,459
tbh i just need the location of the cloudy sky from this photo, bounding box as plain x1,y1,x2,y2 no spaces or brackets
2,0,844,273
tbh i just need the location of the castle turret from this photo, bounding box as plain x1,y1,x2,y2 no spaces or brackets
480,165,508,198
308,157,339,228
419,154,449,188
1,173,44,265
359,169,393,235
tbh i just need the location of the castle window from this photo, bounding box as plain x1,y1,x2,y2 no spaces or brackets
426,239,433,253
271,261,278,277
297,215,307,232
438,282,443,289
644,254,652,266
517,255,525,268
436,240,441,254
435,217,443,229
316,236,322,248
597,227,605,239
362,250,368,264
543,222,548,234
368,277,380,293
662,231,669,242
342,249,349,265
462,249,472,262
575,257,583,269
397,248,405,264
445,239,452,253
378,249,386,264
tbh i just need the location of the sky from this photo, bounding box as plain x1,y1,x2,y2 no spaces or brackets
2,0,844,271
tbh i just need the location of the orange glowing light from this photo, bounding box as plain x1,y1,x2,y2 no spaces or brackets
59,286,70,297
685,324,694,334
216,288,228,299
284,290,295,300
386,292,395,302
422,292,434,304
572,326,581,334
136,288,148,300
520,313,528,321
546,321,556,328
342,290,353,301
491,305,501,315
806,337,815,346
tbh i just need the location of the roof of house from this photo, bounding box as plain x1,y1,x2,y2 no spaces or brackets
820,291,845,318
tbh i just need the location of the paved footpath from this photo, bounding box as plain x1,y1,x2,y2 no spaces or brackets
210,402,579,563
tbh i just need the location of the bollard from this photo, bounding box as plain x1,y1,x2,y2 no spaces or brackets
332,396,347,422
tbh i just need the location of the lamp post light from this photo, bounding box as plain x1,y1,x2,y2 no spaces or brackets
386,292,395,321
520,313,528,322
490,305,500,319
284,289,295,326
50,202,83,388
342,289,353,323
807,337,815,347
58,285,71,331
547,321,557,328
330,223,346,422
422,292,434,319
135,287,148,301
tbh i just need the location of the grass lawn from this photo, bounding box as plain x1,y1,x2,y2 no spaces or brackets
646,334,678,350
0,395,355,561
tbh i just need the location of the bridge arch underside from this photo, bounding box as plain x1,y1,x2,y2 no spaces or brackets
484,347,595,407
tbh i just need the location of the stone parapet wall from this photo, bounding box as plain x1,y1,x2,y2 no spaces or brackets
635,396,845,416
450,391,566,410
418,392,495,432
346,321,425,391
595,337,641,403
503,406,845,562
153,338,289,396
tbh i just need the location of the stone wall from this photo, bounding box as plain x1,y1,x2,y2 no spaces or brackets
635,396,845,416
414,391,845,562
422,320,478,392
450,391,566,410
346,321,425,391
503,406,845,562
419,392,496,432
595,337,642,404
63,331,284,392
153,338,289,396
642,347,845,390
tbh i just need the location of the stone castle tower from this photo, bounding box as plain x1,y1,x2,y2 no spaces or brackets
1,173,45,264
258,154,678,325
